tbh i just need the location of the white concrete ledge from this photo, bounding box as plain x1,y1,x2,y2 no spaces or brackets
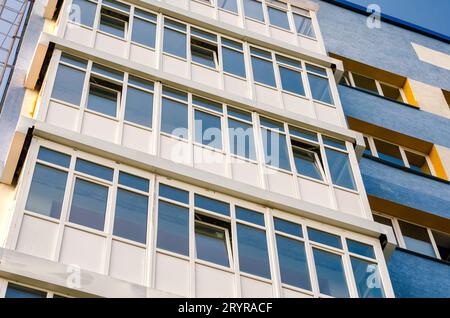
0,247,181,298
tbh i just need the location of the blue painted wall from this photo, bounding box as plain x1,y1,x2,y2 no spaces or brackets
339,85,450,148
360,157,450,220
388,249,450,298
314,0,450,91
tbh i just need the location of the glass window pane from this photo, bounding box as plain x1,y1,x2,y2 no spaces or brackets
193,96,222,113
351,258,385,298
261,128,291,171
163,28,187,58
218,0,237,13
103,0,129,12
132,17,156,48
432,230,450,261
228,118,256,160
251,56,276,87
243,0,264,22
308,228,342,249
289,127,318,142
268,6,290,30
323,137,346,150
352,73,378,93
60,53,88,68
222,47,246,78
191,43,216,68
118,172,149,192
37,147,71,168
373,139,404,166
191,27,217,42
325,148,357,190
195,222,230,267
157,201,189,256
276,235,311,290
228,107,252,121
125,87,153,127
260,117,284,131
279,66,305,96
25,164,67,219
164,19,186,31
51,64,85,105
69,179,108,231
75,159,114,181
113,189,148,243
293,13,315,38
194,110,222,149
91,64,124,81
293,147,323,180
347,239,375,259
236,206,264,226
313,248,349,297
306,64,327,76
380,83,403,102
87,83,118,117
308,73,334,104
274,217,303,237
161,97,188,139
99,9,126,38
404,151,431,175
398,221,436,257
134,8,156,21
5,284,46,298
237,224,271,279
128,76,154,90
159,184,189,204
70,0,97,27
194,194,230,216
162,86,188,102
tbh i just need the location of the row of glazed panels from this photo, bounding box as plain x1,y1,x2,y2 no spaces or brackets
10,139,391,298
37,52,368,217
58,0,343,125
61,0,324,53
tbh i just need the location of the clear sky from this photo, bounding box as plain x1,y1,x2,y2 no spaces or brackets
335,0,450,39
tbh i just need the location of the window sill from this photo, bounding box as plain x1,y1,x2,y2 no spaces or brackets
363,154,450,185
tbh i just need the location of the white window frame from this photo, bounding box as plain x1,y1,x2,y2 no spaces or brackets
194,219,234,268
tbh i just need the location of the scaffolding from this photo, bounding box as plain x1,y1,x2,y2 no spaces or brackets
0,0,31,111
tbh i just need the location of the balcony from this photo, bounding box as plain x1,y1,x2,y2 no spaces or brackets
339,85,450,148
360,156,450,220
388,248,450,298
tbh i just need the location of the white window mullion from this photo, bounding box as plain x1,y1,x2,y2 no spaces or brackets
427,228,442,260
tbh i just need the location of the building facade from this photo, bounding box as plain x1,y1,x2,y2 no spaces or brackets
313,0,450,298
0,0,445,299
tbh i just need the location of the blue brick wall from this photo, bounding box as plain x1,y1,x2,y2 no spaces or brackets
388,249,450,298
314,0,450,91
360,157,450,220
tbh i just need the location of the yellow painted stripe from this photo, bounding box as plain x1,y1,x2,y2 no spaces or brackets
403,79,419,108
430,145,448,181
